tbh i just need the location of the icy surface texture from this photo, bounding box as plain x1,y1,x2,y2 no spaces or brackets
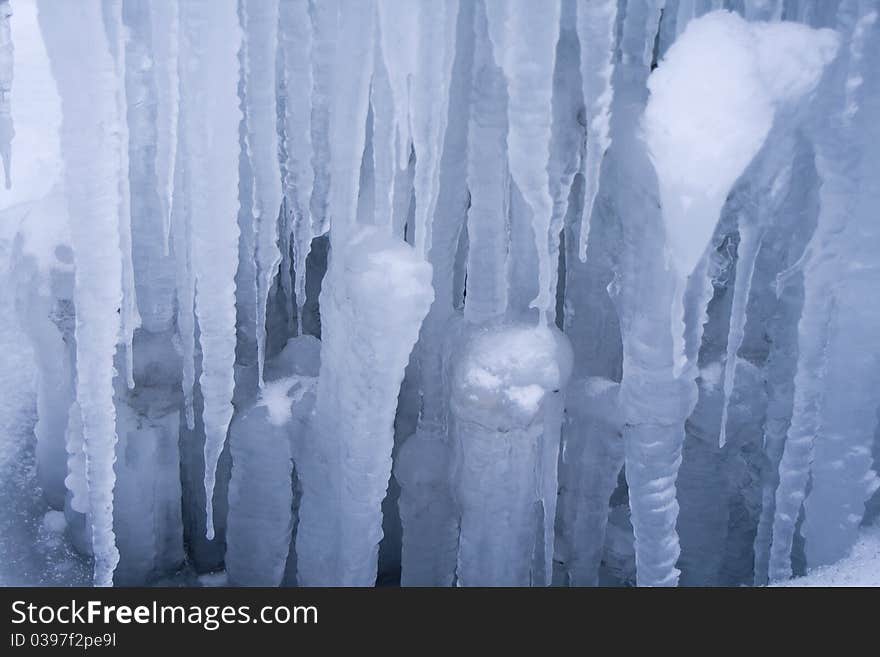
1,2,879,588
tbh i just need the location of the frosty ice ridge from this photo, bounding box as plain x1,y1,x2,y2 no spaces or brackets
1,1,878,588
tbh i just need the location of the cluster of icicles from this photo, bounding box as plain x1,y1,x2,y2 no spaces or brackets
5,0,880,587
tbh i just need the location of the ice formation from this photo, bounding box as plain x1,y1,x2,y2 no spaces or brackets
1,1,878,588
0,0,13,189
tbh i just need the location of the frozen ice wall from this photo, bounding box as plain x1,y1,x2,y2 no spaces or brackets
1,1,878,588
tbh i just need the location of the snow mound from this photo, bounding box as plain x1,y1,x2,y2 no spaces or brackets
452,324,573,429
643,10,839,278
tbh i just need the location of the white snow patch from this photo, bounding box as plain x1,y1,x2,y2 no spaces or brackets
505,384,545,414
41,510,66,534
772,524,880,587
644,10,838,278
453,324,573,425
256,376,313,427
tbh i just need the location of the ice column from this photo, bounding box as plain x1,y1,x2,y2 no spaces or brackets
607,0,686,588
296,229,433,585
38,0,125,587
295,1,434,586
452,325,573,586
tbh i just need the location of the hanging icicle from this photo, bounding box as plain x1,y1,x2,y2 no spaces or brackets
178,0,242,541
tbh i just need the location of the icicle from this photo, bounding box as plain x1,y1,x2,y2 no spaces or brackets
752,263,805,585
104,0,140,391
768,289,836,581
576,0,617,262
235,29,259,370
546,0,585,326
375,1,458,255
485,0,561,321
0,0,13,189
370,29,395,232
307,0,338,241
718,221,763,447
409,2,459,257
279,0,314,323
178,0,242,541
391,147,415,239
715,125,802,457
38,0,125,587
149,0,179,256
463,0,509,325
325,0,375,243
171,107,195,430
243,0,282,386
376,0,417,169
